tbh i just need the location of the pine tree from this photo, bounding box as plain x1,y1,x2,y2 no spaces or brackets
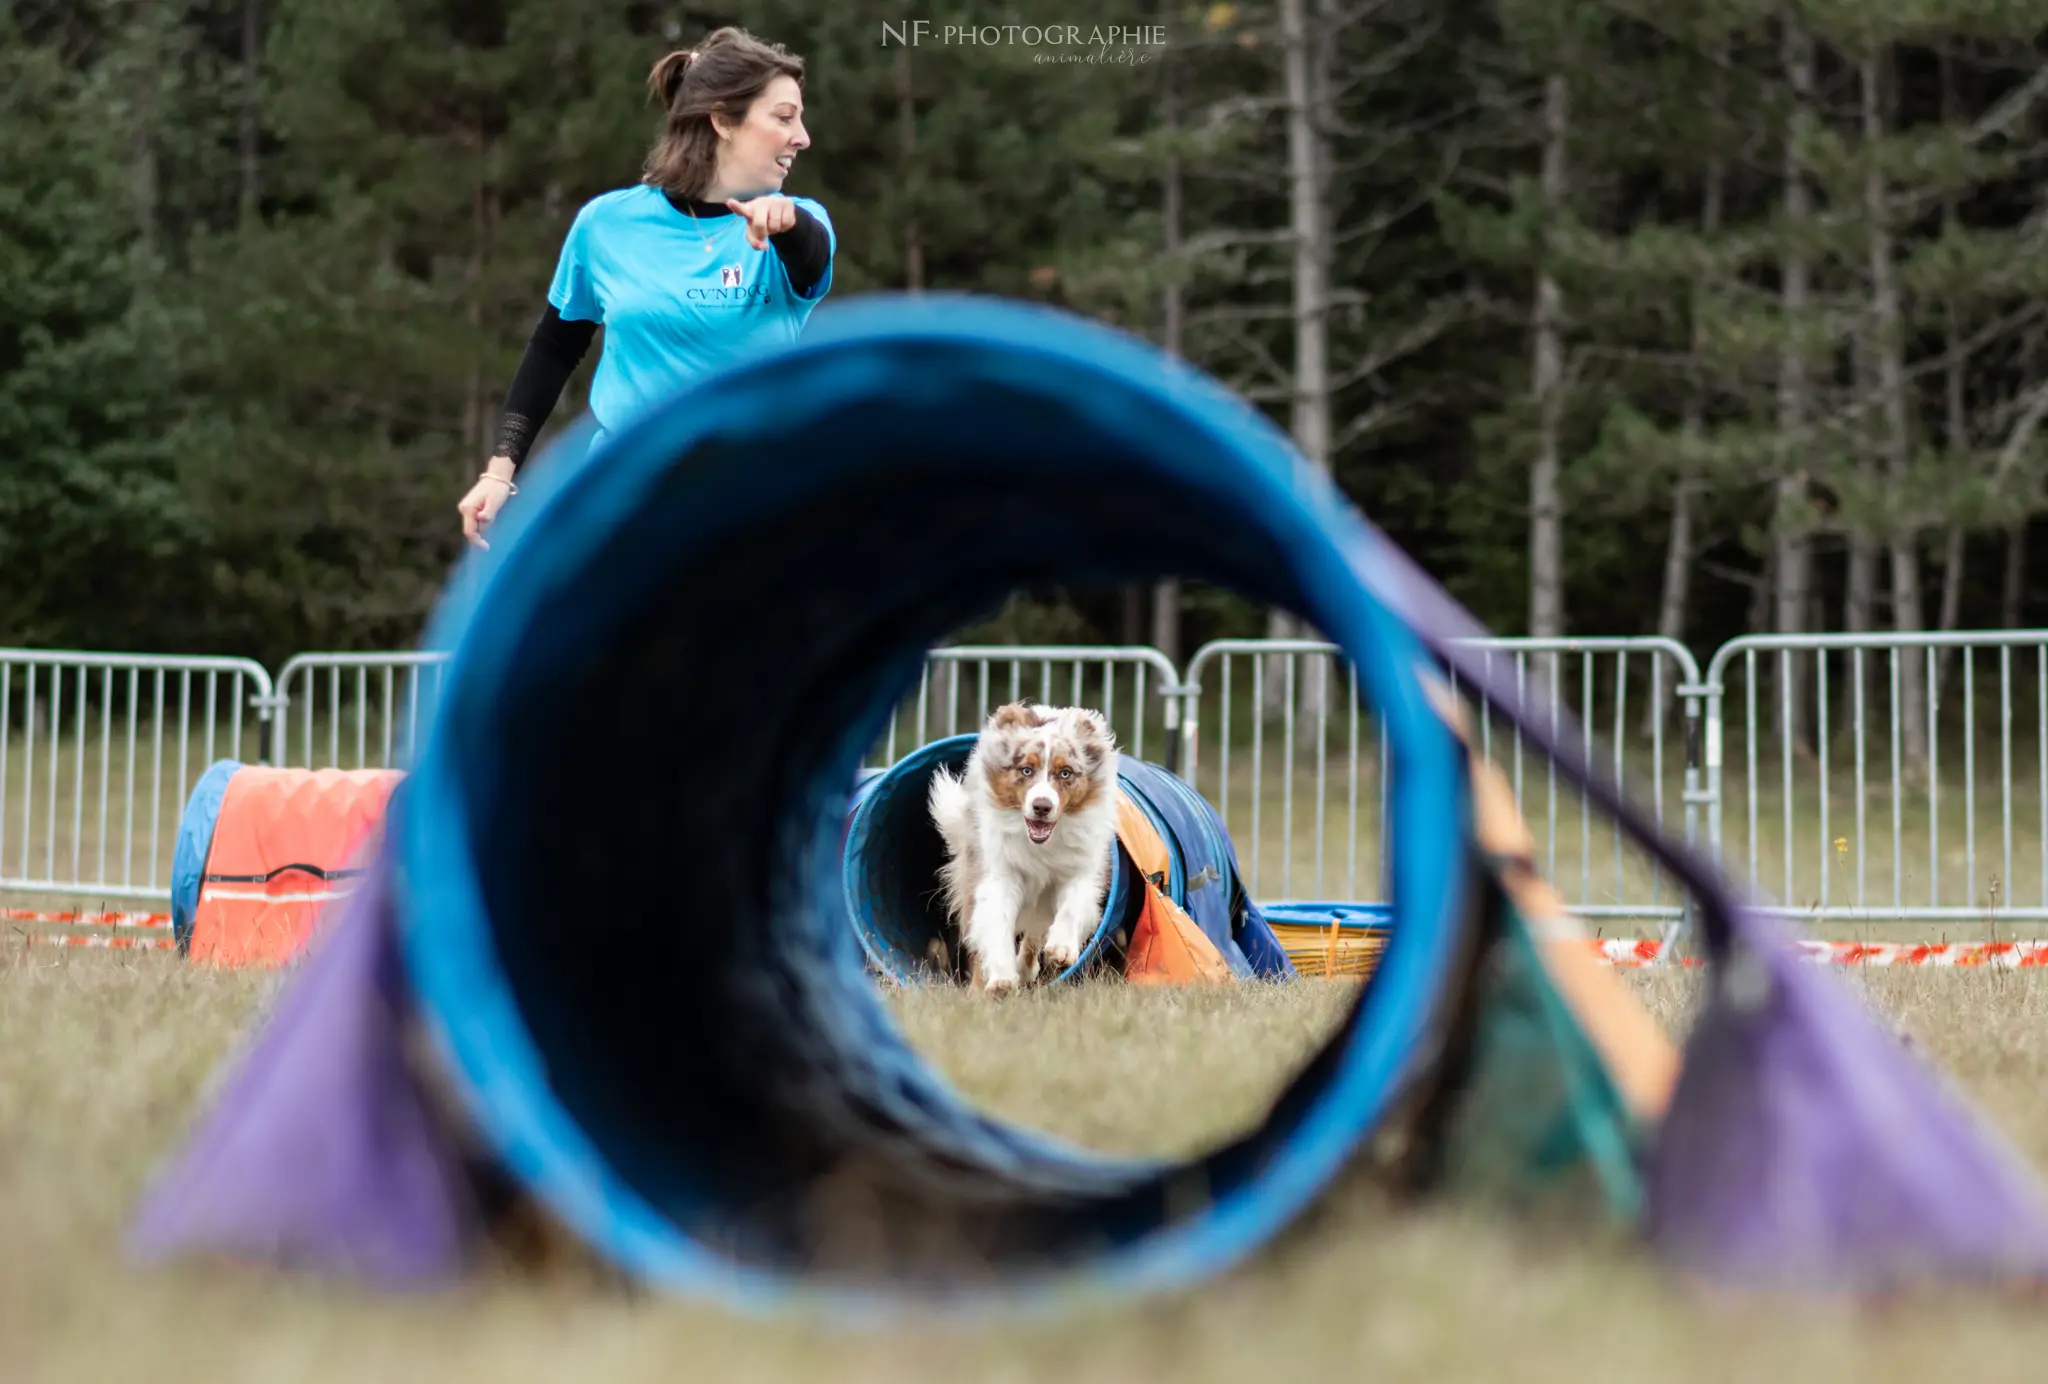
1789,5,2048,767
1436,0,1688,649
0,12,212,650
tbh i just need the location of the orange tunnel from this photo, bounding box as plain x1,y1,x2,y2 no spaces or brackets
170,760,401,967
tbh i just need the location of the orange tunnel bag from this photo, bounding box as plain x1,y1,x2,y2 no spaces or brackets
1113,795,1234,986
177,764,402,967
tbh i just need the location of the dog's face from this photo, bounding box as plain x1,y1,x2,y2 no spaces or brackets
979,702,1116,844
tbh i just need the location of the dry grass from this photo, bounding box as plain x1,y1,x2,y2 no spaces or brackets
11,945,2048,1383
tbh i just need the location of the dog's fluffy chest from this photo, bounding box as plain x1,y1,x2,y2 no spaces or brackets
980,815,1103,904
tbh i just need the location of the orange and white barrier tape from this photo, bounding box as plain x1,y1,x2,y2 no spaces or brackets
1589,937,2048,969
21,932,175,950
5,905,2046,970
1283,927,2048,978
1,908,170,928
3,907,175,951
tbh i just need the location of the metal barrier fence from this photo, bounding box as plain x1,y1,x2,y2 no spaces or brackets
10,631,2048,934
267,645,1185,775
1706,631,2048,925
0,650,274,901
271,652,451,771
863,645,1185,772
1177,637,1706,925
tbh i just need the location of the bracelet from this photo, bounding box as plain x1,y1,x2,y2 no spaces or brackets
479,473,519,495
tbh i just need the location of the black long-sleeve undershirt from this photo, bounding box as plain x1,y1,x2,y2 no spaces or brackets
492,307,598,468
490,192,832,469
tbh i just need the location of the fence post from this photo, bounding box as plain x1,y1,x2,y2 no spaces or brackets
1176,663,1202,784
1700,653,1729,866
1666,673,1718,959
1158,668,1188,776
252,687,282,767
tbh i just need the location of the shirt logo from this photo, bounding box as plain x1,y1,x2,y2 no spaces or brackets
719,264,744,287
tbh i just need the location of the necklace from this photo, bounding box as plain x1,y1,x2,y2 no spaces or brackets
683,199,717,256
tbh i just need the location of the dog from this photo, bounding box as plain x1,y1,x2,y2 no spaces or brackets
926,701,1121,992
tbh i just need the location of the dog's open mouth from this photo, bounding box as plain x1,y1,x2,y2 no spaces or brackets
1026,819,1056,845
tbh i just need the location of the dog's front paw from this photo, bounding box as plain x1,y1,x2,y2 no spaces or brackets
972,946,1021,994
1041,937,1079,974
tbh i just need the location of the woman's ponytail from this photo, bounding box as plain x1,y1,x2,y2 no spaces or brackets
648,49,694,108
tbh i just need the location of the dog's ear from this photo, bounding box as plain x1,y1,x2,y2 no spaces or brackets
1066,707,1117,759
988,702,1051,733
980,702,1042,769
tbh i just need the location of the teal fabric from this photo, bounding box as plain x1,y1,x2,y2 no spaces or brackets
1418,888,1646,1226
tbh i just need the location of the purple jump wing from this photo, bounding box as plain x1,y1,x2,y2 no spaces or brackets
1647,927,2048,1294
127,843,483,1287
1342,522,2048,1295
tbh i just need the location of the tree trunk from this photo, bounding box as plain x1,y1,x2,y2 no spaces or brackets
240,0,261,226
1935,50,1969,701
130,3,160,254
895,49,923,292
1149,584,1181,664
378,235,397,451
1846,540,1877,635
1846,322,1877,639
1774,21,1816,754
2003,521,2027,627
1748,546,1775,635
1267,0,1332,718
1529,71,1568,653
462,130,494,470
1936,524,1966,636
1645,137,1721,738
1862,51,1927,771
1152,33,1183,665
1934,431,1967,701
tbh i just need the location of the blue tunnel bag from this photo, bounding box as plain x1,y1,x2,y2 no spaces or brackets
839,732,1297,985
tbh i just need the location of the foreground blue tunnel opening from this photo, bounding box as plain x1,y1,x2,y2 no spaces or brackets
390,294,1475,1316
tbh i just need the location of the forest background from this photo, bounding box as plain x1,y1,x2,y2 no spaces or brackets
7,0,2048,686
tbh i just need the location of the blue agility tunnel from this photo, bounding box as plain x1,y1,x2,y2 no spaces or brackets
132,291,2048,1322
130,292,1475,1319
841,733,1295,985
378,291,1473,1313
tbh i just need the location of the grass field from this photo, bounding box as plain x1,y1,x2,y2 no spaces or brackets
11,947,2048,1383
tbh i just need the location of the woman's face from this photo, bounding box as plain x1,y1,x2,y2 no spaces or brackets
717,75,809,198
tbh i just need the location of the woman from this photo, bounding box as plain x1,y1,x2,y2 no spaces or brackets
459,26,836,547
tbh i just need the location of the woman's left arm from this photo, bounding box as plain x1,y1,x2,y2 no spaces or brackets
769,206,832,298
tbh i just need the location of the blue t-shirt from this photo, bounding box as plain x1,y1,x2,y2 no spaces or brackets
546,184,836,447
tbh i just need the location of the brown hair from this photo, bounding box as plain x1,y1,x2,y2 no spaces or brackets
642,27,805,200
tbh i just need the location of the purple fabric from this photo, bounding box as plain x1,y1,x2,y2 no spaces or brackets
1343,527,2048,1293
1645,929,2048,1292
127,844,483,1286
